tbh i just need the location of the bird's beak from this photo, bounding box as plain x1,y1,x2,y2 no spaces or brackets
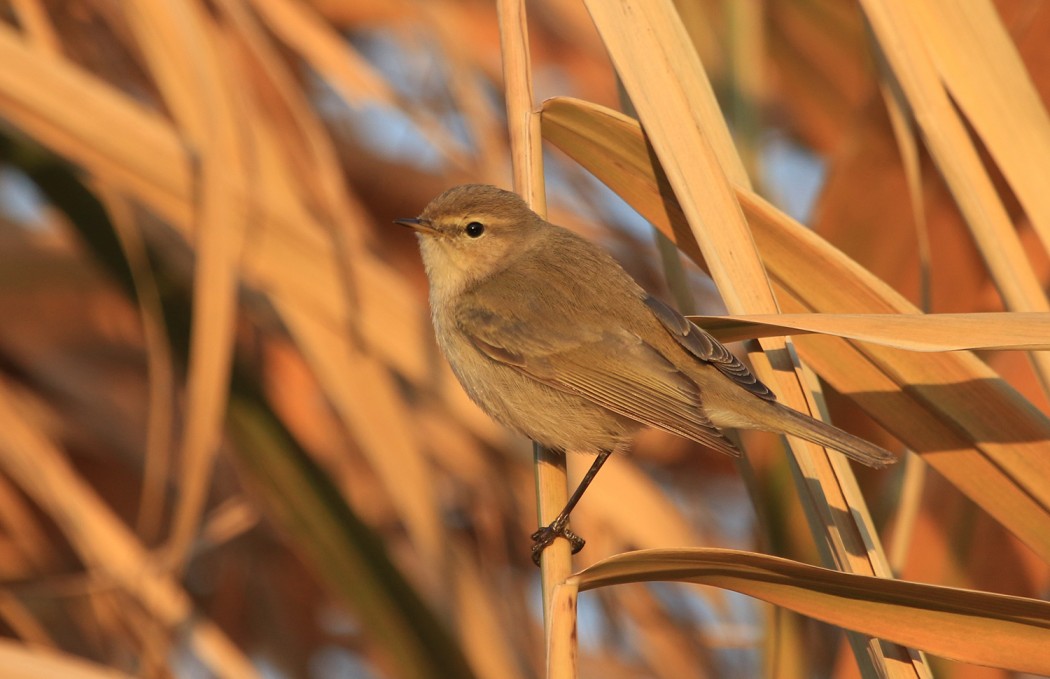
393,217,437,235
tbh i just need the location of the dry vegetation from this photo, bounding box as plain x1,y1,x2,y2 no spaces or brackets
0,1,1050,678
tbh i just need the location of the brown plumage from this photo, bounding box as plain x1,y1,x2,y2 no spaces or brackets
396,184,896,562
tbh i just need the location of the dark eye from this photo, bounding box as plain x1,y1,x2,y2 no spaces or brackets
465,221,485,238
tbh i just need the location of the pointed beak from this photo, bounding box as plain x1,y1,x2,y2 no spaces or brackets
393,217,437,235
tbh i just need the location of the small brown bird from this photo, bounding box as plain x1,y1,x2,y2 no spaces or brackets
396,184,895,564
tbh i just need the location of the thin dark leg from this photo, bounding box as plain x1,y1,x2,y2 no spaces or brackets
531,449,612,566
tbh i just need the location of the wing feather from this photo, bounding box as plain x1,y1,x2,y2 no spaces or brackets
644,295,775,401
468,326,740,457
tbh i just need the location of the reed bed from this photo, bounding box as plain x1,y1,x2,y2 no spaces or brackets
0,1,1049,677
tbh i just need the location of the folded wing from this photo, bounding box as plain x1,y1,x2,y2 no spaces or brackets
463,308,741,457
643,295,775,402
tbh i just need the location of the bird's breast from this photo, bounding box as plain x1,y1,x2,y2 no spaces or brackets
430,306,637,453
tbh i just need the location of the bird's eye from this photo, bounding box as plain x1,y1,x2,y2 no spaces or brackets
464,221,485,238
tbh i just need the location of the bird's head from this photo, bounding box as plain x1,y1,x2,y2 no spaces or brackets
395,184,544,295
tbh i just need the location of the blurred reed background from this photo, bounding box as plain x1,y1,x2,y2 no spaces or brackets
0,1,1049,678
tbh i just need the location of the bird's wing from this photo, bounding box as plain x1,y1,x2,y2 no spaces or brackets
458,301,740,457
643,295,776,402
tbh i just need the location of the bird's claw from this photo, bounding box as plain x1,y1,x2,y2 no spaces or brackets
530,517,585,566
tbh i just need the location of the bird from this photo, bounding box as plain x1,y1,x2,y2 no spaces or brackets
395,184,896,564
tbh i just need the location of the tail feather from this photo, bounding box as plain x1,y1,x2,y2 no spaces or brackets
763,402,897,469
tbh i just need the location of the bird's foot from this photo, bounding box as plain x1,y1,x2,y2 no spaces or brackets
530,517,585,566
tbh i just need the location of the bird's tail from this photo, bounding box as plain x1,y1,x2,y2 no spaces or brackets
762,401,897,468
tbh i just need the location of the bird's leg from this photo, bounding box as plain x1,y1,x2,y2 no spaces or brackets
531,449,612,566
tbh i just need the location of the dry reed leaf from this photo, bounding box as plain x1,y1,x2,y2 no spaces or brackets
122,2,208,139
97,190,176,544
3,118,472,679
582,0,757,298
0,637,136,679
749,198,1050,559
0,380,258,679
539,95,1050,564
163,49,248,568
724,0,765,179
1,19,501,445
572,4,916,671
0,17,356,366
567,548,1050,675
0,24,193,221
0,17,466,572
580,1,866,483
875,65,931,311
859,0,1050,386
230,20,451,572
693,312,1050,351
575,6,922,670
121,1,251,568
0,21,422,394
886,453,926,577
914,0,1050,254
